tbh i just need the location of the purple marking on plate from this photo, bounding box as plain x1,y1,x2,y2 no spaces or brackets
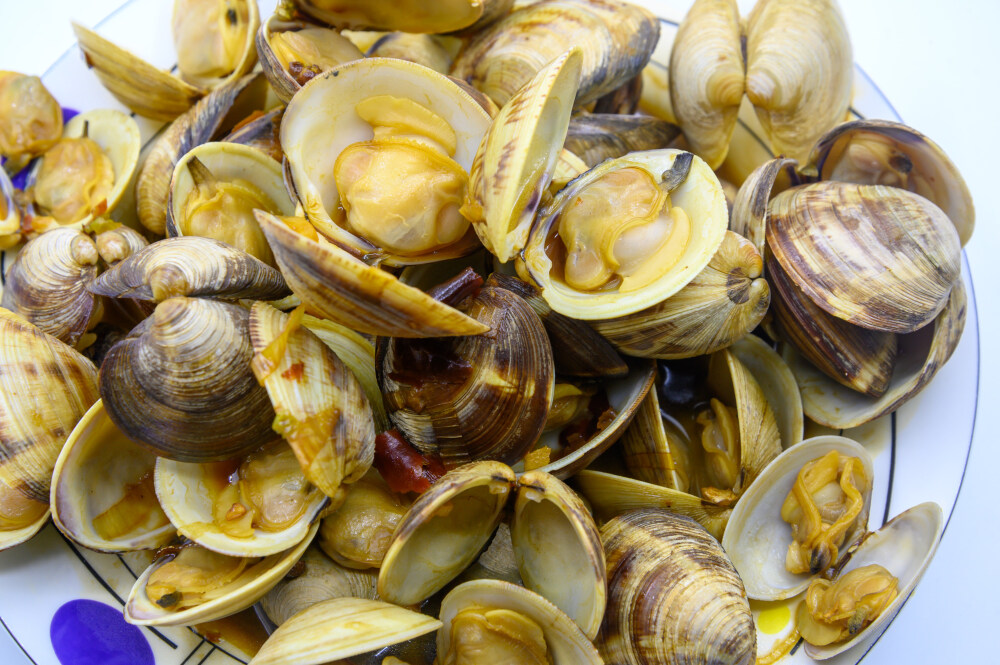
50,599,155,665
7,106,79,190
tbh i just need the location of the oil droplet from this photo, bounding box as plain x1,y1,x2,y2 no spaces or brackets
757,603,792,634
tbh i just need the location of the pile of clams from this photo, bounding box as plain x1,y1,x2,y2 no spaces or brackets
0,0,974,663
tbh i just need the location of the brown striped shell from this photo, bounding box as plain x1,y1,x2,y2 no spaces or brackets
1,228,99,346
598,509,755,665
99,297,276,462
377,284,554,468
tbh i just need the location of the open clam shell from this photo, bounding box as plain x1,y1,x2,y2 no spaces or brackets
255,210,488,338
378,462,515,606
25,109,141,231
729,334,804,449
167,141,297,266
136,72,271,235
290,0,500,33
251,596,441,665
280,57,491,266
721,435,875,601
249,302,375,498
154,446,327,557
803,502,944,659
50,400,173,552
564,113,682,169
803,119,975,246
523,149,729,320
1,228,99,346
255,15,364,104
437,579,603,665
89,236,289,303
784,277,967,429
463,47,582,263
589,230,769,358
124,521,318,627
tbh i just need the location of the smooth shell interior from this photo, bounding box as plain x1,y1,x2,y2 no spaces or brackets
524,149,728,320
125,521,318,626
730,334,804,449
51,399,173,552
154,451,327,557
804,501,943,659
721,435,875,601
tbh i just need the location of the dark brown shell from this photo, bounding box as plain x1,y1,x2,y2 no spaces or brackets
377,285,554,468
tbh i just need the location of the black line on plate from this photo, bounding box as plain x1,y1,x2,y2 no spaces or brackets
180,639,208,665
197,645,218,665
116,552,138,579
57,532,178,649
0,615,39,665
170,63,179,74
854,64,903,122
658,17,680,27
214,641,250,664
881,412,897,526
848,105,866,120
789,638,803,656
857,257,980,665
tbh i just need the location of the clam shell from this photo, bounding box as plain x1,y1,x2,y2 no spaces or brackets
804,502,944,659
0,492,48,552
280,57,490,265
721,435,875,601
590,231,769,358
259,546,377,627
564,112,682,169
256,16,364,104
249,302,375,498
729,156,797,259
766,182,961,334
524,149,728,320
124,521,318,626
95,225,149,266
99,297,276,462
668,0,745,169
0,308,99,503
255,210,488,338
1,228,99,346
291,0,492,33
784,278,967,429
598,509,756,665
0,167,20,238
804,119,975,246
377,284,554,468
377,461,515,606
50,400,173,552
367,32,458,74
135,73,271,235
437,579,603,665
512,470,606,639
451,0,659,109
729,334,804,449
744,0,853,164
464,48,582,263
89,236,289,302
166,141,296,266
251,596,441,665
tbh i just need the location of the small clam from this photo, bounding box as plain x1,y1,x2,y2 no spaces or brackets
99,297,277,462
1,228,100,346
89,236,289,303
721,435,874,601
124,522,317,626
166,142,297,266
437,579,602,665
598,509,756,665
50,400,173,552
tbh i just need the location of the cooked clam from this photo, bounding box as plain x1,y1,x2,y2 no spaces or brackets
0,71,62,173
564,112,682,169
290,0,509,33
317,471,410,569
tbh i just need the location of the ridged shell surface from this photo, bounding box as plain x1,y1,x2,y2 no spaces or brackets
599,509,755,665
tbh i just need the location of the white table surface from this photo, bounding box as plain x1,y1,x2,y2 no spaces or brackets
1,0,997,662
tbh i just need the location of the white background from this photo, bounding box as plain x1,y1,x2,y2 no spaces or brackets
0,0,997,662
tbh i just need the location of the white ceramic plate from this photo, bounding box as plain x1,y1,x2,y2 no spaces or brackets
0,1,979,664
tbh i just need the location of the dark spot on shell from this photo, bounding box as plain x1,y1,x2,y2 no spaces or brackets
226,7,238,25
888,151,913,174
726,269,750,304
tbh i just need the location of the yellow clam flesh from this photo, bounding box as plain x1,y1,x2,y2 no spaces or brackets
290,0,509,34
0,72,62,173
317,471,410,569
